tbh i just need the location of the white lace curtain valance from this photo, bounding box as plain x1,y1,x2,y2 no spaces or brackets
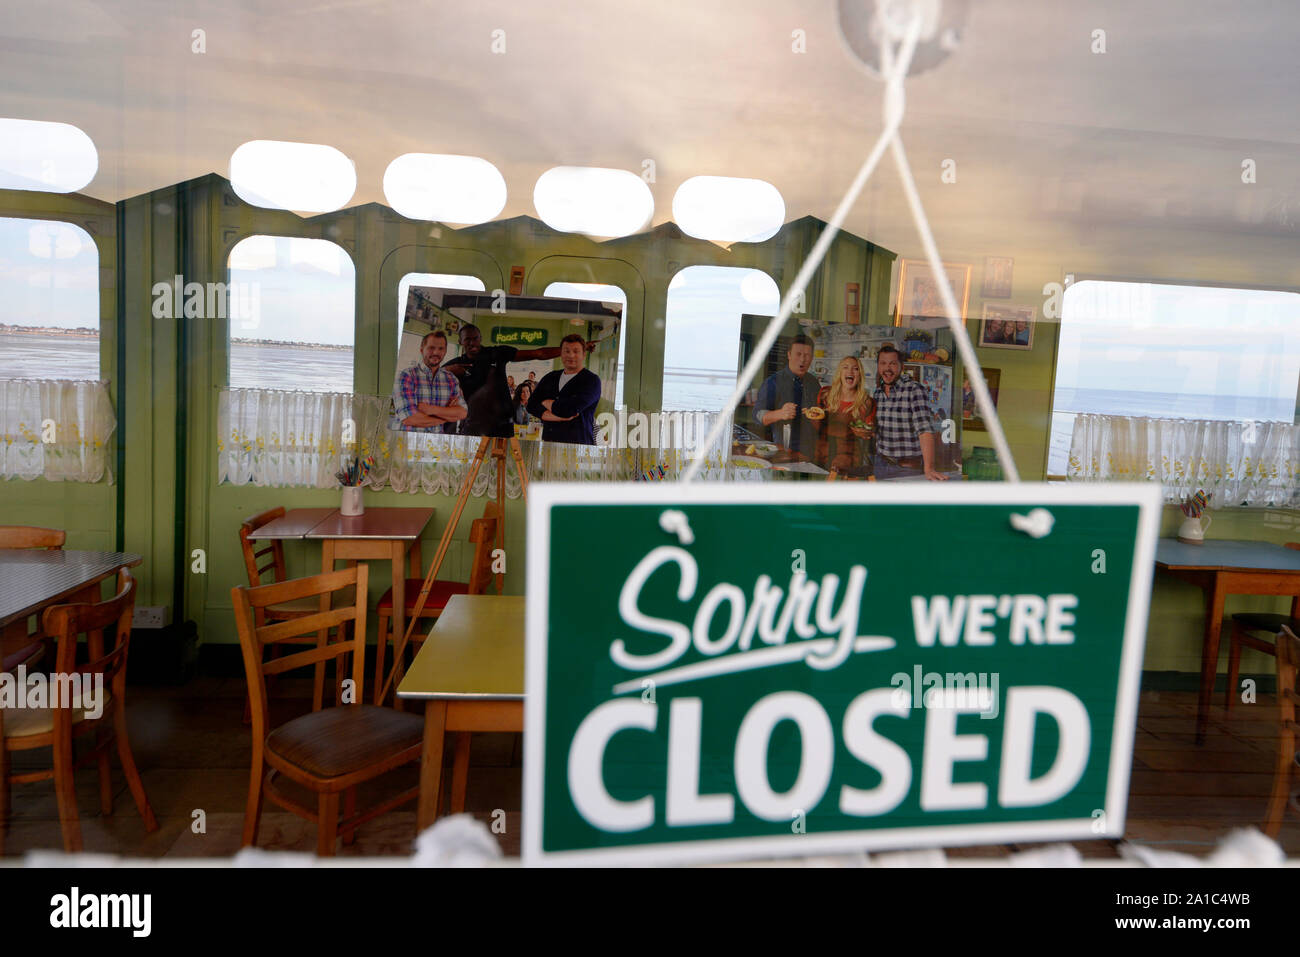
0,378,117,482
217,389,733,495
1066,413,1300,507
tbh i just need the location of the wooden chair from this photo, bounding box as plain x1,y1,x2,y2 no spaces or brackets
239,507,351,722
0,569,158,854
0,526,66,672
374,502,500,705
1266,624,1300,837
1225,542,1300,713
0,526,66,550
232,565,424,856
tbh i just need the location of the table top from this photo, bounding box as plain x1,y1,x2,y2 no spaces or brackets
242,508,338,540
396,595,523,701
1155,537,1300,573
244,507,435,541
307,507,435,540
0,550,142,627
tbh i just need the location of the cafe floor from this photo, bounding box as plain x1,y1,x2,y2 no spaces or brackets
2,681,1297,862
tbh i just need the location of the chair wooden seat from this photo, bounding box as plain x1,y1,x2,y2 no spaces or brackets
377,579,467,612
1227,543,1300,713
266,705,423,780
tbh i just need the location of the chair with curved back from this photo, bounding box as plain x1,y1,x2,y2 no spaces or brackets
1225,542,1300,713
0,526,66,550
232,564,424,855
0,526,67,673
239,507,349,722
0,568,158,853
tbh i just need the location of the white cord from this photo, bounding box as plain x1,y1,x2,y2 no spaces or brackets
682,0,1017,483
680,10,924,482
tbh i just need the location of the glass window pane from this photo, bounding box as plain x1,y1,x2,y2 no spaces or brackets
663,265,779,413
0,217,99,379
227,236,355,392
1049,279,1300,474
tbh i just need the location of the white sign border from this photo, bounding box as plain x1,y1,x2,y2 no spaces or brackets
524,481,1162,867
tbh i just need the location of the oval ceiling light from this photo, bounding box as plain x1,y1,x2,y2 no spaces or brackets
229,140,356,213
383,153,506,225
533,167,653,238
672,176,785,243
0,118,97,192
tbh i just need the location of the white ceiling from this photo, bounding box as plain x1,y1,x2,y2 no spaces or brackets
2,0,1299,281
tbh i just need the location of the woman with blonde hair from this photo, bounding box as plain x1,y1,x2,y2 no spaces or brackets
816,355,875,476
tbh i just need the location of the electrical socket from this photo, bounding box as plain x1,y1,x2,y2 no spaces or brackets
132,606,171,629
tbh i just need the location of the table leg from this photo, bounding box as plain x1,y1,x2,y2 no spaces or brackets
1196,575,1227,744
451,732,471,814
418,700,447,831
316,541,333,709
391,540,406,671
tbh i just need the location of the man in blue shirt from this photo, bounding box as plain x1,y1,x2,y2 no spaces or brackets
753,334,821,456
527,334,604,444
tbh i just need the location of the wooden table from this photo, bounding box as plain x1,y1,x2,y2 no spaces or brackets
1155,538,1300,743
0,549,143,658
396,595,523,829
245,507,435,665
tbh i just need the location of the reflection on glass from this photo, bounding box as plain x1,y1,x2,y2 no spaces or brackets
0,217,99,379
227,236,355,392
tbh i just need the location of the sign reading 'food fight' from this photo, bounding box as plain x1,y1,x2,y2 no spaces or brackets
524,483,1160,865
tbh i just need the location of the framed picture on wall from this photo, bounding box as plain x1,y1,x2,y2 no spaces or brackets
894,259,971,329
979,303,1036,350
962,367,1001,431
981,256,1014,299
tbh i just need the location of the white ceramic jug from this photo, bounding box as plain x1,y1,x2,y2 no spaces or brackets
1177,512,1211,544
341,486,364,517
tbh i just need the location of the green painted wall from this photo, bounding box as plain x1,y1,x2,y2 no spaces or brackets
7,177,1287,681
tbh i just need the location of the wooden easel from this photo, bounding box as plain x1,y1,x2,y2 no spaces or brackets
375,434,528,704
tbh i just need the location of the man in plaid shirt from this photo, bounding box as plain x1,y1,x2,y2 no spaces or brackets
871,344,946,481
391,330,467,433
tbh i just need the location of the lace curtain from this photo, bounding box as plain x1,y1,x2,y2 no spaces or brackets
217,389,733,495
0,379,117,482
1066,413,1300,507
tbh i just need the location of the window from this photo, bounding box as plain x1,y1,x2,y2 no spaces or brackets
394,273,486,378
543,282,628,410
1049,279,1300,475
0,217,100,379
227,236,355,392
663,265,779,413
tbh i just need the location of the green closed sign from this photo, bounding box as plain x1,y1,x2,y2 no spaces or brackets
524,483,1160,865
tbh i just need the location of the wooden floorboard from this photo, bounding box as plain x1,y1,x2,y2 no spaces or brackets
2,684,1298,861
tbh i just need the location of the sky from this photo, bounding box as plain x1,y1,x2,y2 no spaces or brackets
1055,280,1300,420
